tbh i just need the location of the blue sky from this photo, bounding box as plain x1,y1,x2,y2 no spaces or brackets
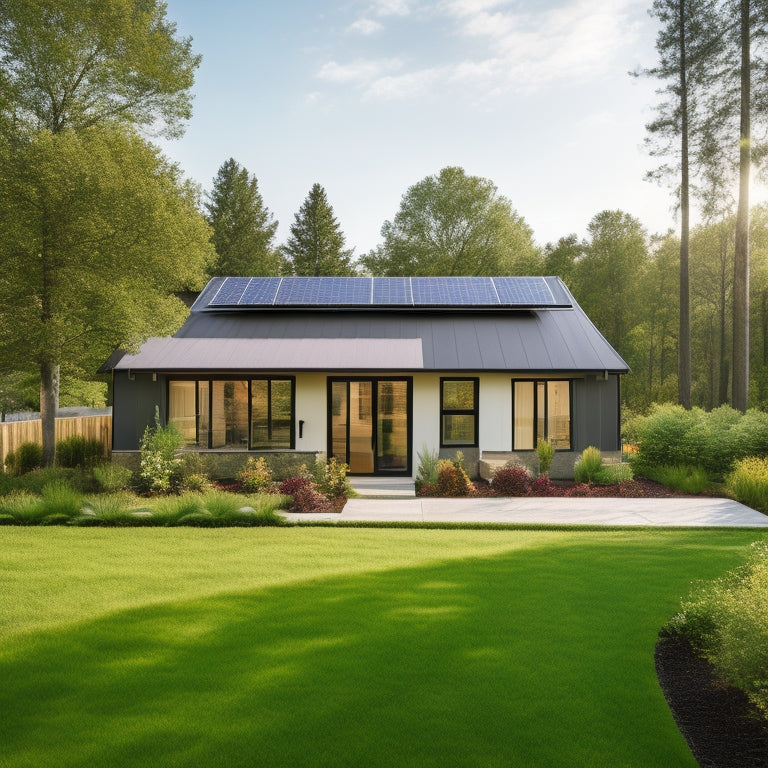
158,0,710,256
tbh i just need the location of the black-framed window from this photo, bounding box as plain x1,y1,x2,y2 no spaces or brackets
168,377,295,450
512,380,571,450
440,378,479,447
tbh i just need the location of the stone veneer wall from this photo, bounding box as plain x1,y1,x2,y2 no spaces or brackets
479,450,623,481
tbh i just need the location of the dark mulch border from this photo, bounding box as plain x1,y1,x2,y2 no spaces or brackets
655,632,768,768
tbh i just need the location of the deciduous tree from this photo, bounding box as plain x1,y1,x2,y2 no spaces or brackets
361,166,541,276
0,0,206,465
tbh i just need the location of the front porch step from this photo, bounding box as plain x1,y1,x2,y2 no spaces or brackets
349,477,416,498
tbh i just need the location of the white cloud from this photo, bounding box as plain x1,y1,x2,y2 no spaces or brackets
347,18,384,35
365,68,443,99
371,0,412,16
319,0,648,102
317,58,403,84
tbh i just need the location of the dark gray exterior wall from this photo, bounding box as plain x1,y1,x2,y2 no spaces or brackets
571,374,621,451
112,371,166,451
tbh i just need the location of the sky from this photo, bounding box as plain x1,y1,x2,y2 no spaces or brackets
157,0,729,257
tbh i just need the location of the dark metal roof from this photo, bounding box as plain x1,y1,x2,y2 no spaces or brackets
105,277,628,374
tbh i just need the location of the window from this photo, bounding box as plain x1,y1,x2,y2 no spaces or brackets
513,380,571,450
440,378,478,447
168,377,294,450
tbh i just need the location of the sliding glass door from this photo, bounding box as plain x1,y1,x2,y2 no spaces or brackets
329,378,411,475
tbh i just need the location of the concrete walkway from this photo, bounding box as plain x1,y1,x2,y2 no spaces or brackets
283,496,768,527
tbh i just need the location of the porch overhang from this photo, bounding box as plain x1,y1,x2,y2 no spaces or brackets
112,337,425,371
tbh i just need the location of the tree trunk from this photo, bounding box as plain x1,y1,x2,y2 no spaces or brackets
719,235,730,405
732,0,751,412
678,0,692,409
40,360,59,467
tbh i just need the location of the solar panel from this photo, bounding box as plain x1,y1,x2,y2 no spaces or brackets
208,277,251,306
492,277,557,306
372,277,413,305
205,276,568,309
275,277,372,305
411,277,498,305
240,277,281,305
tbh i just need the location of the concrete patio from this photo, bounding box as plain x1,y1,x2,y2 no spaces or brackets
283,496,768,527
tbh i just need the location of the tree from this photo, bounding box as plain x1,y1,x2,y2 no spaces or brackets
0,0,206,465
205,158,281,276
0,128,213,456
282,183,356,276
637,0,722,409
361,167,541,276
543,235,583,284
571,211,649,353
0,0,199,138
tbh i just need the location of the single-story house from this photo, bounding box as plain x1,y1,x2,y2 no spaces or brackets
104,276,629,479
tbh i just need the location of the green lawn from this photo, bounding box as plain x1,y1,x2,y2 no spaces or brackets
1,527,764,768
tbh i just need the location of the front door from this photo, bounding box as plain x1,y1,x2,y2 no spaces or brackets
328,378,411,475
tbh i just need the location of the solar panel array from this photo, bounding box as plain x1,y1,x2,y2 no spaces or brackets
207,276,568,308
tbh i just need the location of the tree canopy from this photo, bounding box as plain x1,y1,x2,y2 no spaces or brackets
0,0,200,138
205,158,281,276
0,126,213,385
282,183,356,276
360,167,541,277
0,0,207,464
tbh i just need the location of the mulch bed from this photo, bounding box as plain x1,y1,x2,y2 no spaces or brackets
469,476,702,498
655,633,768,768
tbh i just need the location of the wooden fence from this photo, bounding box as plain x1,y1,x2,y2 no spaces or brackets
0,415,112,469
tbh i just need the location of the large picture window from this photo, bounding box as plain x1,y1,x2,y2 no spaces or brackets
440,378,478,447
168,377,295,450
512,380,571,450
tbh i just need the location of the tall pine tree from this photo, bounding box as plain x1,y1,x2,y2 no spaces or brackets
282,184,355,276
636,0,722,409
205,158,281,276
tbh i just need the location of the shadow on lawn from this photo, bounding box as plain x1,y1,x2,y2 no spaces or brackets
1,534,758,768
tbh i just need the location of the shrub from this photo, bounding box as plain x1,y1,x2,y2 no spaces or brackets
641,464,709,495
56,435,104,468
726,457,768,513
181,473,214,493
530,475,555,496
415,444,439,490
93,463,133,492
566,483,592,497
278,476,331,512
6,442,43,476
138,423,184,493
491,466,531,497
633,403,768,477
669,541,768,718
313,456,350,498
537,438,555,476
82,492,136,521
573,446,603,484
237,456,273,493
434,458,472,497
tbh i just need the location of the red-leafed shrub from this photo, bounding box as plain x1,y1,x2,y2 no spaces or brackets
618,479,645,497
278,476,331,513
530,475,555,496
434,460,473,497
491,466,531,497
565,483,592,497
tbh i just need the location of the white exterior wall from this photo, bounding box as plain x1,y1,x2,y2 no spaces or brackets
291,371,516,467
